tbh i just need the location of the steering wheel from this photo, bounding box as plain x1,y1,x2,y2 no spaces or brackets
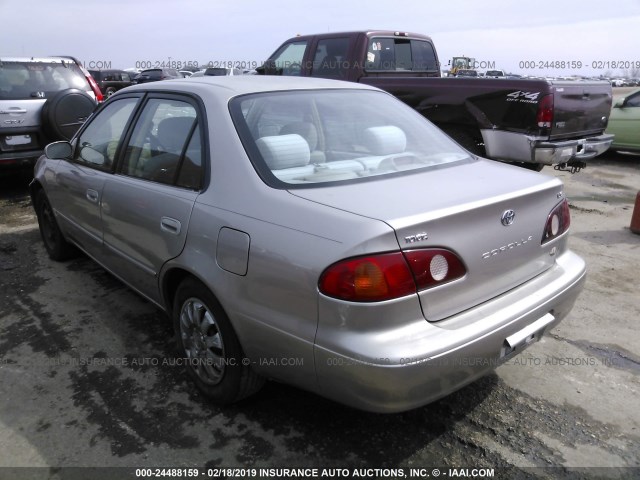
283,62,302,76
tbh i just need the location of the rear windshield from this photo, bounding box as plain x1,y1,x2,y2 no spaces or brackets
365,37,438,72
230,89,470,188
0,61,90,99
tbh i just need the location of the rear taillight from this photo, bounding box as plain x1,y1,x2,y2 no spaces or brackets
86,74,104,102
542,198,570,244
319,249,466,302
536,93,554,128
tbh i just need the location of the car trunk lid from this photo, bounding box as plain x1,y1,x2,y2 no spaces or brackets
291,159,565,321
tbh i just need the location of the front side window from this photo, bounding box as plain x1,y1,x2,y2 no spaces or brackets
120,98,202,188
268,41,308,76
231,89,470,188
74,98,138,169
366,38,438,72
626,92,640,107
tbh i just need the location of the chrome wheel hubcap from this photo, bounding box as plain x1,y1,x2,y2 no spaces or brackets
179,298,225,385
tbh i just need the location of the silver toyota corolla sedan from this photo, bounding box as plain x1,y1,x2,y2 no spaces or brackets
30,76,586,413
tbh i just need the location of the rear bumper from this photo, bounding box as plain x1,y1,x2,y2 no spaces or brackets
314,249,586,413
0,150,40,170
481,129,614,165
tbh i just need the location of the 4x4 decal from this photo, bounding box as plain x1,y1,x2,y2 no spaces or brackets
506,91,540,103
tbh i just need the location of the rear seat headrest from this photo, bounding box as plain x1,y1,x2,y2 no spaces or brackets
363,126,407,155
256,134,311,170
280,122,319,151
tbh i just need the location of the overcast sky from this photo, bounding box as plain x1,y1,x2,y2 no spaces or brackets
1,0,639,77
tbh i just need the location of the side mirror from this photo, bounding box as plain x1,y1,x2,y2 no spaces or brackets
44,141,73,160
257,60,277,75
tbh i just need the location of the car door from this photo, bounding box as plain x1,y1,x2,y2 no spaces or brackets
609,91,640,148
100,94,204,303
51,97,139,259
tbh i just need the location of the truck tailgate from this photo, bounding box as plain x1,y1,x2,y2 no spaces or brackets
549,81,612,139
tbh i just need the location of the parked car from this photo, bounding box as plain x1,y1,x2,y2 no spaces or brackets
611,78,630,87
0,56,98,170
203,67,243,76
179,70,193,78
88,69,133,97
132,68,181,84
30,77,586,412
606,88,640,153
484,69,505,78
454,68,478,77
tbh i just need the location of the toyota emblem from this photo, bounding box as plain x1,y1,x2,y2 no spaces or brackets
501,210,515,226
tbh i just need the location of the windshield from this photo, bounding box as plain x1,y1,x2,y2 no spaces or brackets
230,89,471,188
0,61,90,99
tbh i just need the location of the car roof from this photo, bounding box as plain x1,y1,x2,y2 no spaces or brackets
0,56,77,63
291,30,434,42
121,75,379,98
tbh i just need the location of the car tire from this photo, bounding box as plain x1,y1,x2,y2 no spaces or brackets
41,88,96,141
35,189,78,261
173,278,264,404
104,87,117,97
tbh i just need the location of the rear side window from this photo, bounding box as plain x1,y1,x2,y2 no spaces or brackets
121,98,203,189
0,61,90,99
311,38,349,79
365,38,438,72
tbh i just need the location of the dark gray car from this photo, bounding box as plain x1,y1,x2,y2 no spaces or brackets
132,68,181,84
88,69,133,97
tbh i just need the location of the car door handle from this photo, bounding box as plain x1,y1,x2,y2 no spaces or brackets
86,189,99,203
160,216,181,235
0,108,28,114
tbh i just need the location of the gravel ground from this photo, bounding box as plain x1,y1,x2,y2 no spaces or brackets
0,155,639,479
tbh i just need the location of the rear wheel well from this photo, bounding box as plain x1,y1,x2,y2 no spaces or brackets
162,268,194,313
29,180,44,205
440,125,486,157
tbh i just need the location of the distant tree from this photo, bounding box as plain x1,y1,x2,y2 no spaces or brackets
622,67,640,78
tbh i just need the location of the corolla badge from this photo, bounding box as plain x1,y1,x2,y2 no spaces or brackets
482,235,533,259
501,209,515,226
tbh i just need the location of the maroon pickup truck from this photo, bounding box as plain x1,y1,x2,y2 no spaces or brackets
257,30,614,172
